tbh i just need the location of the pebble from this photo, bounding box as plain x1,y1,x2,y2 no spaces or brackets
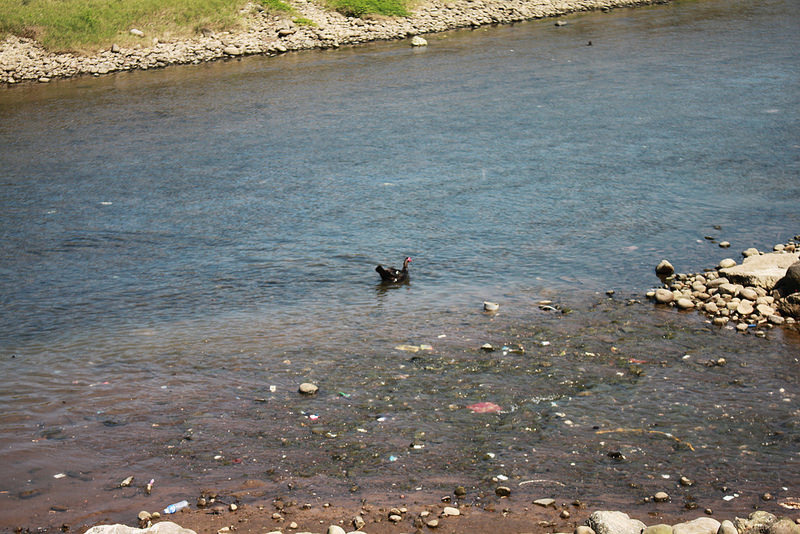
654,491,670,502
483,301,499,312
534,498,556,507
442,506,460,516
410,35,428,46
718,258,737,269
495,486,511,497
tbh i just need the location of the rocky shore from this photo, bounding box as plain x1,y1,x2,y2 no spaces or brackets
1,0,665,85
647,235,800,334
84,506,800,534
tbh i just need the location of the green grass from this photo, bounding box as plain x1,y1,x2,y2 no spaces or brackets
260,0,294,13
0,0,248,52
326,0,410,18
0,0,410,52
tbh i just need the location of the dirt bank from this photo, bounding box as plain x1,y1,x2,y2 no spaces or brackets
0,0,665,85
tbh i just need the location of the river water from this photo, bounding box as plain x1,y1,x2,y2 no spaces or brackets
1,0,799,528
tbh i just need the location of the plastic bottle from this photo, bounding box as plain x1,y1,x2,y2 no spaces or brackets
163,500,189,514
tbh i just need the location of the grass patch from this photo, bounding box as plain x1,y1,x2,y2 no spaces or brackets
293,16,316,26
0,0,249,52
260,0,294,13
326,0,410,18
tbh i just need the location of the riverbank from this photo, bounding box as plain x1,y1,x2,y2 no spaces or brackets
81,491,800,534
0,0,665,85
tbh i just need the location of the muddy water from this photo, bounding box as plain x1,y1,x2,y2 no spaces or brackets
1,0,799,528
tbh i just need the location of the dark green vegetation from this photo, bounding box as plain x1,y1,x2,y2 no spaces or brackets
0,0,410,52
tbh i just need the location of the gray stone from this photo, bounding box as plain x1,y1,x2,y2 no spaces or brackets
718,258,737,269
656,260,675,276
534,498,556,507
720,252,800,290
742,247,760,257
775,261,800,296
736,300,754,316
410,35,428,46
704,302,719,314
673,518,721,534
442,506,460,516
719,241,730,248
130,28,145,37
768,519,800,534
756,304,775,316
327,526,347,534
778,293,800,318
719,520,738,534
653,491,670,502
739,287,758,300
677,298,695,309
223,46,242,55
643,525,673,534
299,382,318,395
575,527,597,534
718,283,740,296
588,511,647,534
655,288,674,304
85,523,196,534
707,277,730,288
734,511,778,534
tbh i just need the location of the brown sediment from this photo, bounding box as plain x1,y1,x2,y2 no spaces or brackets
0,0,666,85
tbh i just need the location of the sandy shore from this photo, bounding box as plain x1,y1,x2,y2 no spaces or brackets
0,0,665,85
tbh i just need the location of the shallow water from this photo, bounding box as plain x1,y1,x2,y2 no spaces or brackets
1,0,799,527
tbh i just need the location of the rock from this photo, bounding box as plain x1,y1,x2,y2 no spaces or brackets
677,298,695,310
653,491,670,502
410,35,428,46
768,519,800,534
353,515,365,530
576,527,597,534
734,511,778,534
718,258,737,269
743,248,760,257
326,526,346,534
442,506,460,516
483,301,499,312
427,519,440,528
223,46,242,56
561,510,571,519
719,520,738,534
719,241,730,248
703,302,719,314
130,29,145,37
736,300,754,316
756,303,775,316
774,261,800,296
534,498,556,507
587,511,646,534
655,288,674,304
673,517,721,534
720,252,800,290
777,293,800,318
643,525,673,534
298,382,318,395
656,260,675,276
680,476,694,486
739,287,758,300
85,523,196,534
495,486,511,497
768,314,784,324
388,514,402,523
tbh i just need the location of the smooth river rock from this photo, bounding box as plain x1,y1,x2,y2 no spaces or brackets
85,523,196,534
673,517,721,534
588,511,646,534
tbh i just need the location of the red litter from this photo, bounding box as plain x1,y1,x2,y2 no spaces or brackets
467,402,503,413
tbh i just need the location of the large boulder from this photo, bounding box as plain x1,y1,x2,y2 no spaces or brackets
588,511,647,534
719,252,800,290
673,518,721,534
774,261,800,297
85,523,196,534
777,292,800,318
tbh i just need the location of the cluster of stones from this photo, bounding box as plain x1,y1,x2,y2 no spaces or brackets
647,237,800,334
585,510,800,534
2,0,663,85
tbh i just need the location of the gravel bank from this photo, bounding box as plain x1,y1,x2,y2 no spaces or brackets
0,0,665,85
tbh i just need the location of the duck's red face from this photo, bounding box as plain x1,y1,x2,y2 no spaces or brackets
406,257,412,263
